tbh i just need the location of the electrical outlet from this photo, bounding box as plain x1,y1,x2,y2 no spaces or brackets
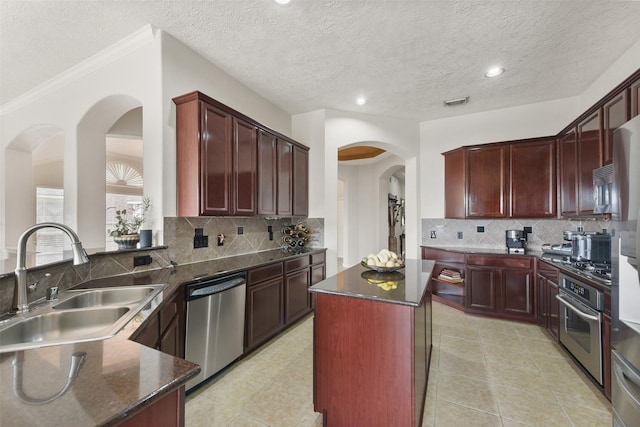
238,226,244,235
133,255,152,267
217,234,225,246
430,230,437,239
477,226,484,233
524,226,532,233
269,232,274,241
193,228,208,248
457,231,463,239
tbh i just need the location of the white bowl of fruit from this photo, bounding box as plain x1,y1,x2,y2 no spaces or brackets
361,249,404,272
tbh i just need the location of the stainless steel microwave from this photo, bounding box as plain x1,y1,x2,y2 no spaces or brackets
593,163,614,214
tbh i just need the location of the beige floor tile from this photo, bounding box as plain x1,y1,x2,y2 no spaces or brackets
438,351,490,380
433,400,502,427
562,403,612,427
437,371,499,415
493,384,572,426
185,301,612,427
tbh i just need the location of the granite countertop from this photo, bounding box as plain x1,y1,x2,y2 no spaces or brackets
309,259,435,307
421,245,543,258
0,247,326,427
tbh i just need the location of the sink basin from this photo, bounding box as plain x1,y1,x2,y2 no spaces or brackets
53,286,159,310
0,307,130,347
0,284,167,353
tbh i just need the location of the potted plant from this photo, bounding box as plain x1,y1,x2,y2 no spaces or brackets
108,196,151,250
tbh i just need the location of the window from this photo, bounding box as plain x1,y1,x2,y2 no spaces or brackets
35,187,65,263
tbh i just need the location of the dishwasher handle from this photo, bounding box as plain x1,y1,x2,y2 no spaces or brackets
187,274,246,300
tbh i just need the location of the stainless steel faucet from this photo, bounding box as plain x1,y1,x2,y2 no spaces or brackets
13,223,89,314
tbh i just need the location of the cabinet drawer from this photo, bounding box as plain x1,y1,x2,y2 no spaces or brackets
248,262,283,284
285,255,310,272
466,255,533,269
311,251,326,265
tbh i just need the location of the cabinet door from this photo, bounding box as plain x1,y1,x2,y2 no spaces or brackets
131,315,160,349
233,118,257,215
443,148,466,219
258,130,277,216
558,128,578,217
245,277,284,350
159,290,185,358
285,268,311,324
510,139,556,217
201,102,233,215
292,145,309,217
466,266,499,313
536,274,548,328
501,268,534,320
466,145,508,218
547,279,560,342
277,139,293,216
577,111,602,215
603,91,630,165
631,76,640,118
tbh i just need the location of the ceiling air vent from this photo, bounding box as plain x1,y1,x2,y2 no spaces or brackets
443,96,469,107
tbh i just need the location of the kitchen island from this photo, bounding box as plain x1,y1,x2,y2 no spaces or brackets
309,259,434,427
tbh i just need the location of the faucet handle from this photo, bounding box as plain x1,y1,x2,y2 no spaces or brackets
46,286,59,301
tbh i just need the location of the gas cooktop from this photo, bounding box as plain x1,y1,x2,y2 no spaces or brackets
542,255,612,286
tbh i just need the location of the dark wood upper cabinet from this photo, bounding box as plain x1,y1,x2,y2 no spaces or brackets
174,91,309,217
233,118,258,216
466,145,508,218
558,127,578,217
292,145,309,217
577,111,602,216
199,102,233,216
257,129,277,216
444,138,555,219
603,90,630,164
510,138,556,217
443,148,466,219
631,74,640,118
277,139,293,216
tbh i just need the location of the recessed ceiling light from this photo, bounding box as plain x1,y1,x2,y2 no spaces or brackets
356,97,367,106
274,0,293,5
485,67,505,78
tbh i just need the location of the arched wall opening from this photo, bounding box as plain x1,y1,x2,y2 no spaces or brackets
4,124,65,252
337,140,411,267
74,94,143,249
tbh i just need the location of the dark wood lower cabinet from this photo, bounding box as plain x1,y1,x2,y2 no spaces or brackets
245,251,326,352
118,387,185,427
466,259,534,322
245,275,285,351
130,289,185,358
313,291,430,426
536,259,560,342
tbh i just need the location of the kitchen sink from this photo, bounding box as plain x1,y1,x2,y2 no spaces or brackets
0,284,167,353
53,286,160,310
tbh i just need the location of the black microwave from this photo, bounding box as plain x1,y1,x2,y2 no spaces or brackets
593,164,614,214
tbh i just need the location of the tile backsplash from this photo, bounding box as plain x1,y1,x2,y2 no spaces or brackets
0,217,325,314
163,216,325,266
421,217,611,251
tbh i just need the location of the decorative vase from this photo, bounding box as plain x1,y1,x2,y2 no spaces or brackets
113,234,140,250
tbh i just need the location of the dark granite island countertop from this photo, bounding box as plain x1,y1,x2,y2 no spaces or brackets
310,259,434,426
308,258,435,306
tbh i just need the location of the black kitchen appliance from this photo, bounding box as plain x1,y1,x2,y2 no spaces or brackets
505,229,527,254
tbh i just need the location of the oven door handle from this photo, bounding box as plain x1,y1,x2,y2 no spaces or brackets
555,294,600,322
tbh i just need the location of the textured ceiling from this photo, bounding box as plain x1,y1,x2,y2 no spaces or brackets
2,0,640,122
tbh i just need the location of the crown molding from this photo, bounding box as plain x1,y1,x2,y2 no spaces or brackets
0,25,157,115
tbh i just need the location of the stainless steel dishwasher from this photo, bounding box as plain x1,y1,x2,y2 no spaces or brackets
184,272,246,391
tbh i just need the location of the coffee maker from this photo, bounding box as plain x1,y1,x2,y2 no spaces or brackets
506,229,527,254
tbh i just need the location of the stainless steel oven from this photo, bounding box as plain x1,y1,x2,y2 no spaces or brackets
557,273,604,385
